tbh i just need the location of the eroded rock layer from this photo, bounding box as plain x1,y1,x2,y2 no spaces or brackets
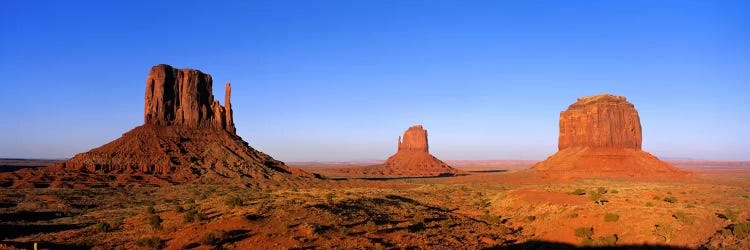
0,64,315,188
532,94,689,179
144,64,235,133
377,125,459,177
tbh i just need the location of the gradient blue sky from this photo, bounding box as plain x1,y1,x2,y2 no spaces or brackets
1,1,748,161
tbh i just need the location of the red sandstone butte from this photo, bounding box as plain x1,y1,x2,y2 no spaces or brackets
532,94,689,179
0,64,315,188
376,125,460,177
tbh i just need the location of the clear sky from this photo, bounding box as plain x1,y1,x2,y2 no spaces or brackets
1,1,748,161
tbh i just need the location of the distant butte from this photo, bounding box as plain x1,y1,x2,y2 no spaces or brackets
345,125,461,177
0,64,316,188
532,94,690,179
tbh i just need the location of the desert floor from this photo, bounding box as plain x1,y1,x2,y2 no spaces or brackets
0,164,748,250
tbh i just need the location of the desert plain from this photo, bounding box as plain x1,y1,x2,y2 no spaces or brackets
0,65,747,250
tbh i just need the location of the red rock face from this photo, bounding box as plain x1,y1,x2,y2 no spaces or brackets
0,64,315,188
558,94,641,150
380,125,460,177
398,125,429,153
533,94,689,179
144,64,235,133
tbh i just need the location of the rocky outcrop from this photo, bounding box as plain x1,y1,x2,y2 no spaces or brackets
398,125,429,152
532,94,689,179
0,64,316,188
558,94,641,150
144,64,235,133
371,125,460,177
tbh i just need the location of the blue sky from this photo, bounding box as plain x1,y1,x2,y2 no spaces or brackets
1,1,748,161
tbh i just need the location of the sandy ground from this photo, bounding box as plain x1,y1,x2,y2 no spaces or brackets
0,164,748,249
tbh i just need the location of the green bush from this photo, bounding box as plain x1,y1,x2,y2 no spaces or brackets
570,189,586,195
594,234,618,246
225,196,243,208
663,196,678,203
610,189,619,194
672,211,694,225
734,222,749,238
725,209,739,222
597,187,607,194
527,215,536,221
604,213,619,222
148,215,162,230
146,205,155,214
652,196,660,200
199,229,227,245
441,220,451,229
185,198,196,204
480,213,500,224
645,202,654,207
413,213,425,224
324,193,334,204
135,237,162,249
590,192,605,204
95,222,111,232
574,227,594,238
183,210,208,223
365,220,378,233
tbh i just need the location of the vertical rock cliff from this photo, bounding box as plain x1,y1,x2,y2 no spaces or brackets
378,125,459,177
532,94,689,179
1,64,315,188
144,64,235,133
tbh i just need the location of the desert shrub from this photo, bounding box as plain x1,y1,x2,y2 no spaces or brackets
173,205,185,213
569,189,586,195
324,193,334,204
570,213,579,218
480,213,500,224
686,204,695,208
663,196,678,203
183,210,208,223
645,202,654,207
199,229,227,245
146,205,155,214
527,215,536,221
145,200,157,206
225,196,243,208
653,223,674,242
653,196,660,200
610,189,619,194
672,211,694,225
498,224,509,236
148,215,162,230
575,227,594,239
365,220,378,233
112,218,124,229
604,213,619,222
597,187,607,194
441,220,451,229
725,209,739,222
198,193,208,200
413,212,425,224
734,222,750,238
185,198,195,204
338,226,348,236
474,195,491,210
135,237,162,249
590,192,605,204
95,222,111,232
594,234,618,246
667,191,672,195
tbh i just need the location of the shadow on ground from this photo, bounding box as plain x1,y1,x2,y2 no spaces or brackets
484,240,691,250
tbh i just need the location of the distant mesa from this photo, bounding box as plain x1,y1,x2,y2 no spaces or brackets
340,125,461,177
531,94,690,179
0,64,315,188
